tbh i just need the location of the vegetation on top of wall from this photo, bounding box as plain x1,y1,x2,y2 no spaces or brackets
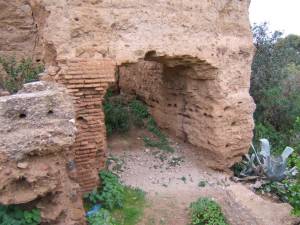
0,205,41,225
189,198,229,225
0,57,44,93
103,91,174,152
84,170,146,225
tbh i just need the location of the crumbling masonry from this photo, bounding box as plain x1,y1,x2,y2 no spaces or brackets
0,0,255,224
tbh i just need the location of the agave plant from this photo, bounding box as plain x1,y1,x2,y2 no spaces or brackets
240,139,298,181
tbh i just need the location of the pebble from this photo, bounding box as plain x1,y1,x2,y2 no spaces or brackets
17,162,28,169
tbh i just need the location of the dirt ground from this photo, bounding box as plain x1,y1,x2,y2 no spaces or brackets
107,129,300,225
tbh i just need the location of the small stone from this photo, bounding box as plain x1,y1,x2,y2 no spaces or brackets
71,208,84,221
17,162,28,169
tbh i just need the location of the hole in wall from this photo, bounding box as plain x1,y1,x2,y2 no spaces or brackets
19,113,27,119
77,116,87,123
48,110,54,115
144,50,157,59
224,106,230,111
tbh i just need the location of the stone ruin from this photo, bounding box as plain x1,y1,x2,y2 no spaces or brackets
0,0,255,224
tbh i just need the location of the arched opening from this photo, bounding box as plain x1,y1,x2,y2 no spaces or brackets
105,54,219,162
104,54,225,183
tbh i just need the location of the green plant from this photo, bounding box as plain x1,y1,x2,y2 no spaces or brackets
84,170,146,225
0,57,43,93
0,205,41,225
143,137,174,153
253,122,288,154
84,171,124,210
198,181,207,188
103,99,130,136
251,24,300,132
87,208,117,225
259,180,300,216
240,139,297,181
103,92,174,152
143,118,174,152
99,170,125,210
189,198,228,225
112,187,146,225
129,100,149,127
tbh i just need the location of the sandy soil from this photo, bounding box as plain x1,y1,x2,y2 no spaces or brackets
107,129,299,225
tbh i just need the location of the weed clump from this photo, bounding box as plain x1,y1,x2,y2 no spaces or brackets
103,91,174,152
0,57,44,93
0,205,41,225
84,170,146,225
103,90,130,136
258,180,300,216
189,198,228,225
87,208,117,225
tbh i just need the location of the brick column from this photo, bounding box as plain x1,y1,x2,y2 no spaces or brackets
56,59,115,193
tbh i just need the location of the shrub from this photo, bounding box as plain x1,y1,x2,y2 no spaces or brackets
251,24,300,133
103,99,130,136
260,180,300,216
0,57,43,93
87,208,117,225
85,171,124,210
0,205,41,225
129,99,149,127
189,198,228,225
84,170,146,225
253,122,288,154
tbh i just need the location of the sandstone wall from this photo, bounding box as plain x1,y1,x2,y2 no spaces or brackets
0,0,42,60
0,82,85,225
119,57,255,168
1,0,255,186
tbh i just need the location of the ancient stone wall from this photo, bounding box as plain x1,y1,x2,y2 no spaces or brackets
0,82,85,225
0,0,42,60
119,56,254,168
1,0,255,189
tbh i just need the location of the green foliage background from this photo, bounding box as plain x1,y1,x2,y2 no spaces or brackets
251,23,300,154
251,23,300,215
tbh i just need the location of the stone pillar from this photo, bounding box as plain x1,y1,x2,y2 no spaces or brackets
55,58,115,192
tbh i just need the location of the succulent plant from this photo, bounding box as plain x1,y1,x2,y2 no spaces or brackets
240,139,298,181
